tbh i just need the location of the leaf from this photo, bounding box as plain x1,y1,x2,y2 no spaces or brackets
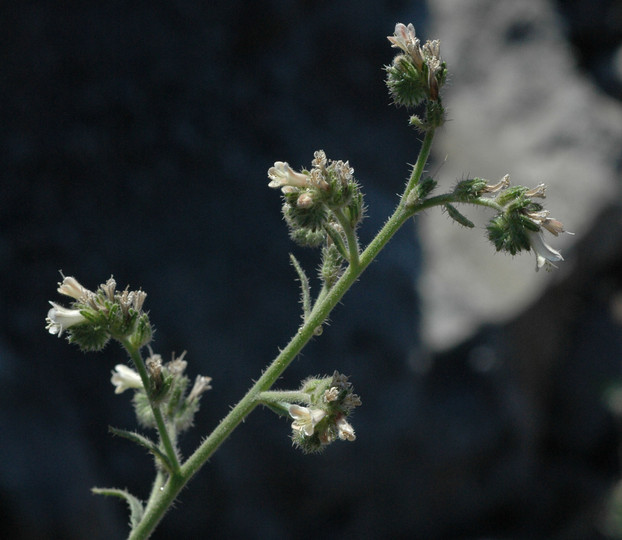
92,487,144,529
445,203,474,228
109,426,173,474
324,224,349,261
289,253,312,320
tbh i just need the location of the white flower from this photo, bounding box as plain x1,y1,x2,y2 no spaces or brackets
45,302,87,336
525,184,547,199
289,404,326,437
57,276,90,300
527,230,564,271
268,162,309,191
387,23,415,51
187,375,213,402
336,417,356,441
111,364,143,394
481,174,510,194
323,387,339,403
389,23,438,73
387,23,423,66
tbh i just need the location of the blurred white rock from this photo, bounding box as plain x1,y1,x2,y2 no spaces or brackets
419,0,622,350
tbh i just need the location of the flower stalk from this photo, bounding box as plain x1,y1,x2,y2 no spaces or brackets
120,339,181,476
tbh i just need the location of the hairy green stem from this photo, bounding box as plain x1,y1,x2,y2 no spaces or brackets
257,390,312,406
121,340,181,475
401,128,435,204
128,129,503,540
410,192,505,214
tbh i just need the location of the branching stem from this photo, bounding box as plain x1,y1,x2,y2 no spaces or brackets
126,128,506,540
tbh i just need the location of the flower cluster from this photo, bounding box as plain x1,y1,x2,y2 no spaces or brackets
46,275,151,351
385,23,447,128
123,351,212,435
454,176,571,271
288,371,361,454
268,150,364,257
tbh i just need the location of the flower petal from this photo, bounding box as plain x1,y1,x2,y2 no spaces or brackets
111,364,143,394
527,231,563,272
46,302,87,336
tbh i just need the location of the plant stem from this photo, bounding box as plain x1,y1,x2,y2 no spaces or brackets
121,341,181,475
129,128,503,539
401,128,435,204
131,205,421,540
257,390,312,406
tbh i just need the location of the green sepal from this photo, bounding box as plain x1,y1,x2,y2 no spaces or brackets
487,212,531,255
445,203,475,228
416,176,437,199
453,178,489,200
343,189,364,229
129,314,153,349
91,487,144,530
518,213,541,232
385,55,428,108
164,375,186,414
283,198,329,233
288,226,326,248
67,322,110,352
322,174,354,211
319,244,344,290
109,426,174,474
149,373,173,406
172,397,200,434
495,186,528,206
324,224,350,261
404,176,437,207
291,427,328,454
133,391,157,429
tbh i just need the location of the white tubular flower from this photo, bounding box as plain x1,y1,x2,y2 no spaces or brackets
527,230,564,271
187,375,213,403
482,174,510,194
541,217,569,237
422,39,441,65
289,404,326,437
45,302,87,336
525,184,547,199
387,23,424,68
387,22,415,51
336,417,356,441
267,162,309,191
57,275,90,300
111,364,143,394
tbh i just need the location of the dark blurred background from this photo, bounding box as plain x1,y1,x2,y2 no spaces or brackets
2,1,622,538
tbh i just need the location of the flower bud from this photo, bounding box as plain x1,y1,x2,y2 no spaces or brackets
57,276,90,300
336,416,356,441
386,23,447,113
